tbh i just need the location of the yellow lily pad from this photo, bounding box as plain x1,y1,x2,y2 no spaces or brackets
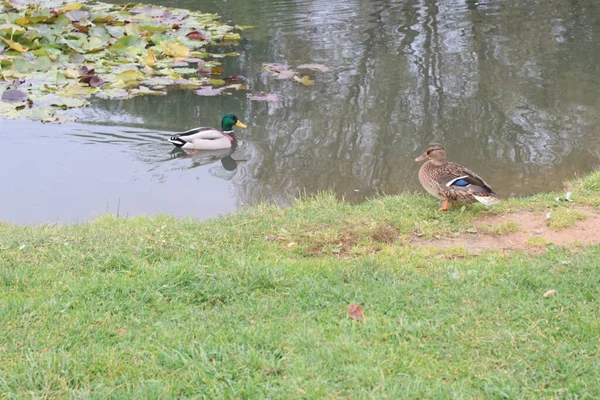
60,3,84,12
62,69,80,79
293,75,315,86
144,49,156,67
114,69,143,82
160,41,190,58
0,37,28,53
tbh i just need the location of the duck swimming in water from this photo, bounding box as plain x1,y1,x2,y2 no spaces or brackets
168,113,247,150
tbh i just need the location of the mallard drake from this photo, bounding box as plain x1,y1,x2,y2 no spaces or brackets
168,113,247,150
415,143,500,211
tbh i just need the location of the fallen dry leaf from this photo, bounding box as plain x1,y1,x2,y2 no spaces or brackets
543,289,557,297
348,304,365,321
286,242,296,248
118,328,127,335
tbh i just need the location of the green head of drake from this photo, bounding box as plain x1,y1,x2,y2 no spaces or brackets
221,114,247,131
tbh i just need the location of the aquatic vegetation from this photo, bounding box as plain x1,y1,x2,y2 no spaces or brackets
0,0,245,122
262,62,334,86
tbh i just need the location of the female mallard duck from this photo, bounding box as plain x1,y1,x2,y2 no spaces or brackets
415,143,500,211
168,113,247,150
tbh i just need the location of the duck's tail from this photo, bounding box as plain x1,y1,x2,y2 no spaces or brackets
168,137,185,147
473,195,501,206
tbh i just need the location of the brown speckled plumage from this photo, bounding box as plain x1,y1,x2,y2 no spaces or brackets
415,143,500,210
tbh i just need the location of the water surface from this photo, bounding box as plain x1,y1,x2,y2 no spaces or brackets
2,0,600,224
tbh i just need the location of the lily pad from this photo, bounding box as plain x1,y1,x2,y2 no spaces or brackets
194,86,227,96
65,10,89,22
2,89,29,102
294,75,315,86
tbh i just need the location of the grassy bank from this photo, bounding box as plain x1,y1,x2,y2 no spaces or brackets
1,172,599,398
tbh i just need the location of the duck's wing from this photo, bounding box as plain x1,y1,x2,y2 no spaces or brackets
443,163,498,196
173,127,224,142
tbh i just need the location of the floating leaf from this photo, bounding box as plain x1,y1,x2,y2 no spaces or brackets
124,23,142,37
60,3,84,12
142,76,176,87
160,41,190,58
144,49,156,66
33,56,52,71
50,97,89,109
221,33,241,41
106,25,125,38
91,14,116,24
65,10,89,22
348,304,365,321
210,52,240,59
210,65,224,75
194,86,227,96
186,30,207,41
113,69,143,82
95,88,130,99
59,83,97,98
276,70,296,80
129,86,166,96
140,21,169,32
209,78,226,86
247,92,281,102
294,75,315,86
0,37,28,53
2,89,29,102
131,5,167,17
89,26,110,43
0,24,26,36
109,35,146,54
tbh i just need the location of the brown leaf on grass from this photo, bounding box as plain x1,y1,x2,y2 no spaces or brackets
348,304,364,321
118,328,127,335
543,289,557,297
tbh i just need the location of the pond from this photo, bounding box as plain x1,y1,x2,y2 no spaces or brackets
2,0,600,224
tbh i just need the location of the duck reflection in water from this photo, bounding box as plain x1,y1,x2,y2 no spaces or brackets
169,146,247,173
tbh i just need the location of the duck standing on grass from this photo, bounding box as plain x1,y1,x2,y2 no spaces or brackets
168,113,247,151
415,143,500,211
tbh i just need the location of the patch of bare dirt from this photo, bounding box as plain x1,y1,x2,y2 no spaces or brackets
412,207,600,254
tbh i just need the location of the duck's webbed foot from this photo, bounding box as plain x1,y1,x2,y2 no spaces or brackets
439,199,452,211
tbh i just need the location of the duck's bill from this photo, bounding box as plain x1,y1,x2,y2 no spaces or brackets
415,153,428,162
235,120,247,128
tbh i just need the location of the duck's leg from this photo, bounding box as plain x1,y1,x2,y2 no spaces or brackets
439,199,452,211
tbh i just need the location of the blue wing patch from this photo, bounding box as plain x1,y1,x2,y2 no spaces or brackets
452,179,470,187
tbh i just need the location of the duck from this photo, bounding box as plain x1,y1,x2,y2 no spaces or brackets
415,143,500,211
168,113,247,150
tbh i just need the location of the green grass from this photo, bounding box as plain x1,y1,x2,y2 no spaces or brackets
548,207,587,230
527,236,548,248
1,172,600,398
